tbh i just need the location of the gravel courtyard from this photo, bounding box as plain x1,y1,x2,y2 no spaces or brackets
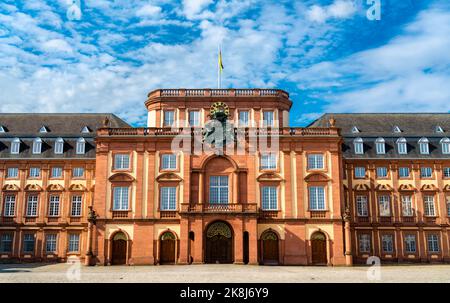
1,263,450,283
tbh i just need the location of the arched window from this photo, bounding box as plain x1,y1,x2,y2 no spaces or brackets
32,137,42,154
418,137,429,154
440,137,450,154
375,137,385,154
353,137,364,154
76,137,85,154
54,137,64,154
396,137,407,154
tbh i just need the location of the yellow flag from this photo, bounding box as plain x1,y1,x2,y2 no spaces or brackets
218,50,224,72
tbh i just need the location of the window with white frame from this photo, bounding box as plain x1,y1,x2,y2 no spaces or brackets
424,196,436,217
32,137,42,154
441,137,450,154
427,234,439,252
0,233,13,253
54,137,64,154
26,195,38,217
72,167,84,178
353,137,364,154
359,234,371,253
420,167,432,178
10,138,20,154
444,167,450,178
160,187,177,210
376,167,388,178
161,154,177,170
71,195,82,217
309,186,326,210
356,195,368,217
418,137,429,154
375,137,385,154
23,234,35,253
114,154,130,170
404,235,416,253
401,196,414,217
398,167,410,178
48,195,60,217
260,153,277,170
382,235,394,253
29,167,40,178
163,110,175,127
354,166,366,178
45,234,57,253
397,138,407,154
68,234,80,252
113,187,129,210
307,154,324,170
238,111,249,127
76,137,86,154
7,167,18,178
378,195,391,217
4,195,16,217
189,110,200,126
209,176,229,204
261,186,278,210
262,111,274,127
51,167,62,178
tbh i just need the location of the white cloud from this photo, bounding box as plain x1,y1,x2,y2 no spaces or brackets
41,39,73,53
136,4,162,18
182,0,213,19
307,0,357,23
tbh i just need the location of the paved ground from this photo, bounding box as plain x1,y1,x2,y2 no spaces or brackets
0,263,450,283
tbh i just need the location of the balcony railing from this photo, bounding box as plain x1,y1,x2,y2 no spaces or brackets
310,211,327,218
179,203,258,213
149,88,290,99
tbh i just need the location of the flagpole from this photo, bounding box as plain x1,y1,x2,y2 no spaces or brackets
218,44,221,89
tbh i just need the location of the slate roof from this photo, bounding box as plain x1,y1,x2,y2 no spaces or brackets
0,113,130,159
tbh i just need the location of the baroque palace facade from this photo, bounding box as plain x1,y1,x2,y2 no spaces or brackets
0,89,449,266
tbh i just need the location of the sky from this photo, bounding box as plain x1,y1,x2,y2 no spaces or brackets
0,0,449,126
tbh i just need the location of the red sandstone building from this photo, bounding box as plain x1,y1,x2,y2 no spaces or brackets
1,89,449,266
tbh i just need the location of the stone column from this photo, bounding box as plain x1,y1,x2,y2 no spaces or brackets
198,172,204,204
344,208,353,266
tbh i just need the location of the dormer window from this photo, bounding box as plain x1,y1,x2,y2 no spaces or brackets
32,137,42,154
351,126,360,134
440,137,450,154
353,137,364,154
54,137,64,154
11,137,20,154
435,126,444,133
39,126,49,133
418,137,429,154
397,137,407,154
0,125,6,133
76,138,86,154
375,137,385,154
393,126,402,133
81,126,91,133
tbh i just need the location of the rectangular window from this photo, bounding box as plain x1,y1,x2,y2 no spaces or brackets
424,196,436,217
376,142,385,154
238,111,249,127
7,167,18,178
32,140,42,154
427,234,439,253
160,187,177,210
72,167,84,178
359,234,371,253
114,154,130,170
113,187,129,210
260,153,277,170
404,235,416,253
382,235,394,253
262,111,274,127
54,141,64,154
68,234,80,253
398,142,407,154
401,196,414,217
11,141,20,154
307,154,324,170
3,195,16,217
0,233,13,253
26,195,38,217
419,143,429,154
443,142,450,154
309,186,326,210
71,195,82,217
356,196,368,217
163,110,175,127
399,167,410,178
45,234,57,253
261,186,278,210
48,195,60,217
354,142,364,154
76,140,85,154
209,176,228,204
23,234,35,253
161,154,177,170
354,167,366,178
29,167,40,178
376,167,388,178
51,167,63,178
189,111,200,126
444,167,450,178
378,195,391,217
420,167,432,178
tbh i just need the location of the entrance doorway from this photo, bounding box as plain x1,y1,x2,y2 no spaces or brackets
205,221,233,264
111,232,127,265
261,230,279,265
160,232,176,264
311,232,327,265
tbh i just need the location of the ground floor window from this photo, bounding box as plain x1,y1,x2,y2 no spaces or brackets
358,234,371,253
0,233,13,253
46,234,57,253
68,234,80,252
23,234,35,253
427,234,439,253
404,234,417,253
381,235,394,253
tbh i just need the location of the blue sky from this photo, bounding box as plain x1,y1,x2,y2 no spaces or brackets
0,0,449,126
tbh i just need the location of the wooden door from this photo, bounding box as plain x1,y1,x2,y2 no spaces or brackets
262,231,279,264
111,239,127,265
205,222,233,264
160,232,176,264
311,233,327,265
